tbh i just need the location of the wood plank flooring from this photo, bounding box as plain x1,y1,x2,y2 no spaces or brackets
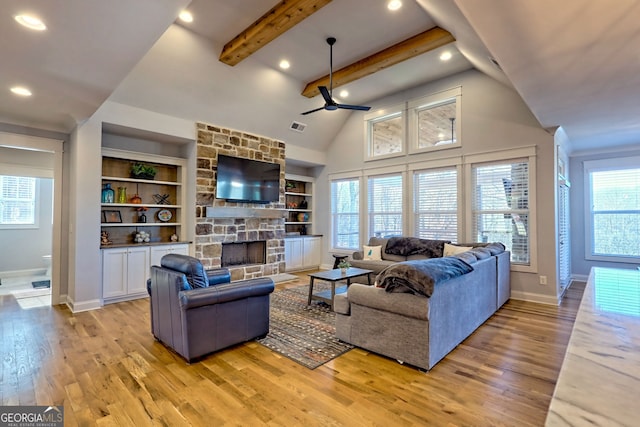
0,274,584,426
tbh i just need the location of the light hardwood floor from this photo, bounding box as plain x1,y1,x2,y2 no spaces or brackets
0,273,584,426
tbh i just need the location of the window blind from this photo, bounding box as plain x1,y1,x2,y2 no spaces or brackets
413,167,457,241
472,160,530,265
368,173,403,238
589,167,640,257
0,175,37,225
331,178,360,250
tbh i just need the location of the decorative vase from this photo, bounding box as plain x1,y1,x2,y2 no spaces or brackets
101,183,115,203
340,267,347,273
117,187,127,204
130,194,142,204
139,212,147,223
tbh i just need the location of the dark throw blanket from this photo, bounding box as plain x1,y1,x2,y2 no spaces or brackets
376,257,474,297
384,237,450,258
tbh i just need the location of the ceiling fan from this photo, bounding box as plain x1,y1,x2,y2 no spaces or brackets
301,37,371,115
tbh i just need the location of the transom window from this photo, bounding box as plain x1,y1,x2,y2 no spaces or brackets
364,105,405,161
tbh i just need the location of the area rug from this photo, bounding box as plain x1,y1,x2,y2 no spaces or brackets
257,283,353,369
268,273,299,284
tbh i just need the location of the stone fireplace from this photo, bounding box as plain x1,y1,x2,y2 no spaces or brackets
194,122,286,281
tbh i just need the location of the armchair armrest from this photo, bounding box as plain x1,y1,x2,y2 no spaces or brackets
179,278,275,310
206,268,231,286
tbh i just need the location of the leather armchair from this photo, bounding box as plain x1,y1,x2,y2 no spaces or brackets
148,254,274,362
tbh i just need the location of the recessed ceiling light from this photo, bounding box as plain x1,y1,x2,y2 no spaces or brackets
387,0,402,11
10,86,32,97
279,59,290,69
440,51,452,61
339,90,349,98
14,14,46,31
178,10,193,23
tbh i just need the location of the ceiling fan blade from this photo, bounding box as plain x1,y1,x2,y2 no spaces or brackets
337,103,371,111
318,86,333,104
301,106,326,115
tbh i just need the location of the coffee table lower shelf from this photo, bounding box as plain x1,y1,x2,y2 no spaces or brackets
307,267,373,310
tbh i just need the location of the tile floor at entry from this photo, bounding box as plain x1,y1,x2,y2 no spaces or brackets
0,274,51,308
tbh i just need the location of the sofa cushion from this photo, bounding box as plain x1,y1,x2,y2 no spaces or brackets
443,243,473,257
453,251,478,265
363,245,382,261
469,247,492,260
161,254,208,289
350,259,395,274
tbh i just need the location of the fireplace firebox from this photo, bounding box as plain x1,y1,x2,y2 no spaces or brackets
221,240,266,267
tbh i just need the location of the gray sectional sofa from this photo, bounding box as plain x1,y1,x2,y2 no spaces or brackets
335,237,510,371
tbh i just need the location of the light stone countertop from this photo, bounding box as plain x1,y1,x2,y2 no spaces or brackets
546,267,640,426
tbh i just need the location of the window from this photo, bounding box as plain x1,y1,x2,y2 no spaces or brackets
368,173,403,237
413,167,458,241
408,87,462,154
584,157,640,262
0,175,37,227
331,177,360,250
364,105,405,161
471,160,530,265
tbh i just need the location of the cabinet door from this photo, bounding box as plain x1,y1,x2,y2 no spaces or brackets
150,246,172,268
303,237,322,268
171,244,189,256
285,239,304,271
127,246,150,294
102,248,128,299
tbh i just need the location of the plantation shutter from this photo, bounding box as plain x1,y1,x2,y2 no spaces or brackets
472,160,530,265
0,175,37,225
413,167,457,241
331,177,360,250
368,173,403,238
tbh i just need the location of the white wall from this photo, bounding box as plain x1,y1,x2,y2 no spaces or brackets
569,145,640,277
314,69,559,303
0,146,54,273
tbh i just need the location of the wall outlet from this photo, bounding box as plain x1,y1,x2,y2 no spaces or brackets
539,275,548,285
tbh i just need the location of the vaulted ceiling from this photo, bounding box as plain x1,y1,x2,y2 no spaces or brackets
2,0,639,154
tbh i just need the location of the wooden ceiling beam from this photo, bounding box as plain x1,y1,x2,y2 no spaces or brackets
219,0,333,66
302,27,455,98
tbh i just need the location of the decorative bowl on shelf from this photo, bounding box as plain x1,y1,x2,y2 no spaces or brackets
297,212,309,222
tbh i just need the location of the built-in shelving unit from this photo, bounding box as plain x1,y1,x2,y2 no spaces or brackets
285,174,314,235
100,148,187,246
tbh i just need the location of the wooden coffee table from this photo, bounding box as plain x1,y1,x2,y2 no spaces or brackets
307,267,374,310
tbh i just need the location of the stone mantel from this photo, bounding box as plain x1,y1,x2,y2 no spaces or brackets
205,206,287,219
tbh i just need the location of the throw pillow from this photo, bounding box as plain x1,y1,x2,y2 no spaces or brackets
363,245,382,261
443,243,473,257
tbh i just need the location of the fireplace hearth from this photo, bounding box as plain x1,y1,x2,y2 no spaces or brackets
221,240,266,267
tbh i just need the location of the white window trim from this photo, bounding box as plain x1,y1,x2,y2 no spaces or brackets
583,156,640,263
408,86,462,155
363,103,406,161
329,170,363,252
464,147,538,273
408,156,464,241
363,165,408,239
0,175,40,230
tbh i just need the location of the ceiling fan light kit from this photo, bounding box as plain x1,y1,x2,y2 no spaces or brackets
301,37,371,115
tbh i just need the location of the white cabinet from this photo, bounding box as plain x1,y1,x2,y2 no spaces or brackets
285,239,304,271
150,243,190,267
285,236,322,272
102,246,150,304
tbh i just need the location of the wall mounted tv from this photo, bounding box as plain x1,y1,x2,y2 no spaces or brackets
215,154,281,204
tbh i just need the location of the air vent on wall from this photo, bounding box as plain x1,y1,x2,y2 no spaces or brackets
290,121,307,133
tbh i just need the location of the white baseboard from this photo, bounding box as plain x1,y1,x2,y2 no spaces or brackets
571,274,589,283
510,290,560,306
0,268,46,279
66,298,102,313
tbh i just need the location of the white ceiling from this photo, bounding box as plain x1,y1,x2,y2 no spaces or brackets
1,0,638,154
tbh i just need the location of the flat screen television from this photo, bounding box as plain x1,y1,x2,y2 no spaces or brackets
215,154,281,204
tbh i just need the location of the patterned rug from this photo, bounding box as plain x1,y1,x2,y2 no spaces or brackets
257,283,353,369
